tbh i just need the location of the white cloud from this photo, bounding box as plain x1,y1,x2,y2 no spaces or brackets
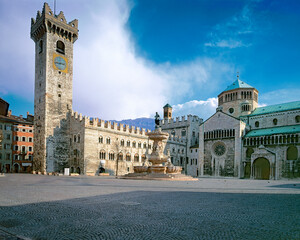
72,0,233,120
205,39,251,49
171,98,218,120
204,4,255,49
0,0,233,120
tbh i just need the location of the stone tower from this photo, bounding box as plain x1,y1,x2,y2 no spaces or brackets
163,104,172,119
217,75,258,118
31,3,78,172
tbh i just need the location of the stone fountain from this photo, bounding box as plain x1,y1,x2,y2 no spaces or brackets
121,113,197,181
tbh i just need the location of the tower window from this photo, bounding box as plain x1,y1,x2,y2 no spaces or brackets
273,118,278,125
39,40,43,53
56,40,65,54
255,121,259,127
229,108,234,114
58,94,61,97
296,115,300,123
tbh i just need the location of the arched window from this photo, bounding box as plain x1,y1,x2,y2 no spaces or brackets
120,139,124,146
273,118,278,126
181,130,186,137
287,146,298,160
118,152,123,160
295,115,300,123
142,154,146,162
99,150,106,160
39,40,43,53
109,152,114,160
143,142,147,148
127,141,130,147
255,121,259,127
99,136,103,143
106,137,111,145
56,40,65,54
229,108,234,114
138,142,141,148
171,130,175,136
134,154,139,162
132,141,136,148
126,153,131,161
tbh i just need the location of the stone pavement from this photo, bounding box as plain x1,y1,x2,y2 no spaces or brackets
0,174,299,240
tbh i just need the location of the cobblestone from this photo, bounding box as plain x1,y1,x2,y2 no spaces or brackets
0,174,299,240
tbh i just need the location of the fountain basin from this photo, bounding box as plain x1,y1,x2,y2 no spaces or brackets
167,166,182,174
148,166,166,174
133,166,148,173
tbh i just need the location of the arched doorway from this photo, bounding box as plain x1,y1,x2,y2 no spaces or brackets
76,167,80,174
70,167,74,173
253,157,270,180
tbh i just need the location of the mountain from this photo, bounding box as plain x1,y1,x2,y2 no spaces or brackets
110,118,155,131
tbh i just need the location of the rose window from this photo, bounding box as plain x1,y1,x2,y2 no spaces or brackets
214,144,225,156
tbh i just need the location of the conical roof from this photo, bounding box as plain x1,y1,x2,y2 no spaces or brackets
223,79,254,92
163,103,172,108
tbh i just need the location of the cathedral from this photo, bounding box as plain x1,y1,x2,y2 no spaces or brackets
31,3,300,179
161,78,300,180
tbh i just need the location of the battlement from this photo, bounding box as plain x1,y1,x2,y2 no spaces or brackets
31,2,78,42
70,111,151,136
160,114,203,127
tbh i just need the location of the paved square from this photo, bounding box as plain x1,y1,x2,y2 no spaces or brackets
0,174,299,240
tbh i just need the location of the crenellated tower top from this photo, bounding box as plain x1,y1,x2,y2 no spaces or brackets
30,2,78,43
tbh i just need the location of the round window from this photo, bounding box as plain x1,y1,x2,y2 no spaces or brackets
214,143,226,156
229,108,234,114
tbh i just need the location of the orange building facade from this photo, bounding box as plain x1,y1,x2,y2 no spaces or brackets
12,115,34,173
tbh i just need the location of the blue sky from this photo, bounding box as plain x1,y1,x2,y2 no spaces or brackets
0,0,299,120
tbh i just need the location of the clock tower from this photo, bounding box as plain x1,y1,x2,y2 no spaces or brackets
31,3,78,173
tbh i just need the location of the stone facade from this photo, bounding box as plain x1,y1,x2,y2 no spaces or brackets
198,111,246,178
70,113,151,176
160,114,203,173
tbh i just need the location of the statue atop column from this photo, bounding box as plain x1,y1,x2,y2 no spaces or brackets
155,112,160,129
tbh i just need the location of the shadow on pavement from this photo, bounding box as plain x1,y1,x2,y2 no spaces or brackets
0,191,299,240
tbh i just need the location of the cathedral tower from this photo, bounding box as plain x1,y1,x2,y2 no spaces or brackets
163,104,173,119
217,75,258,118
31,3,78,172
